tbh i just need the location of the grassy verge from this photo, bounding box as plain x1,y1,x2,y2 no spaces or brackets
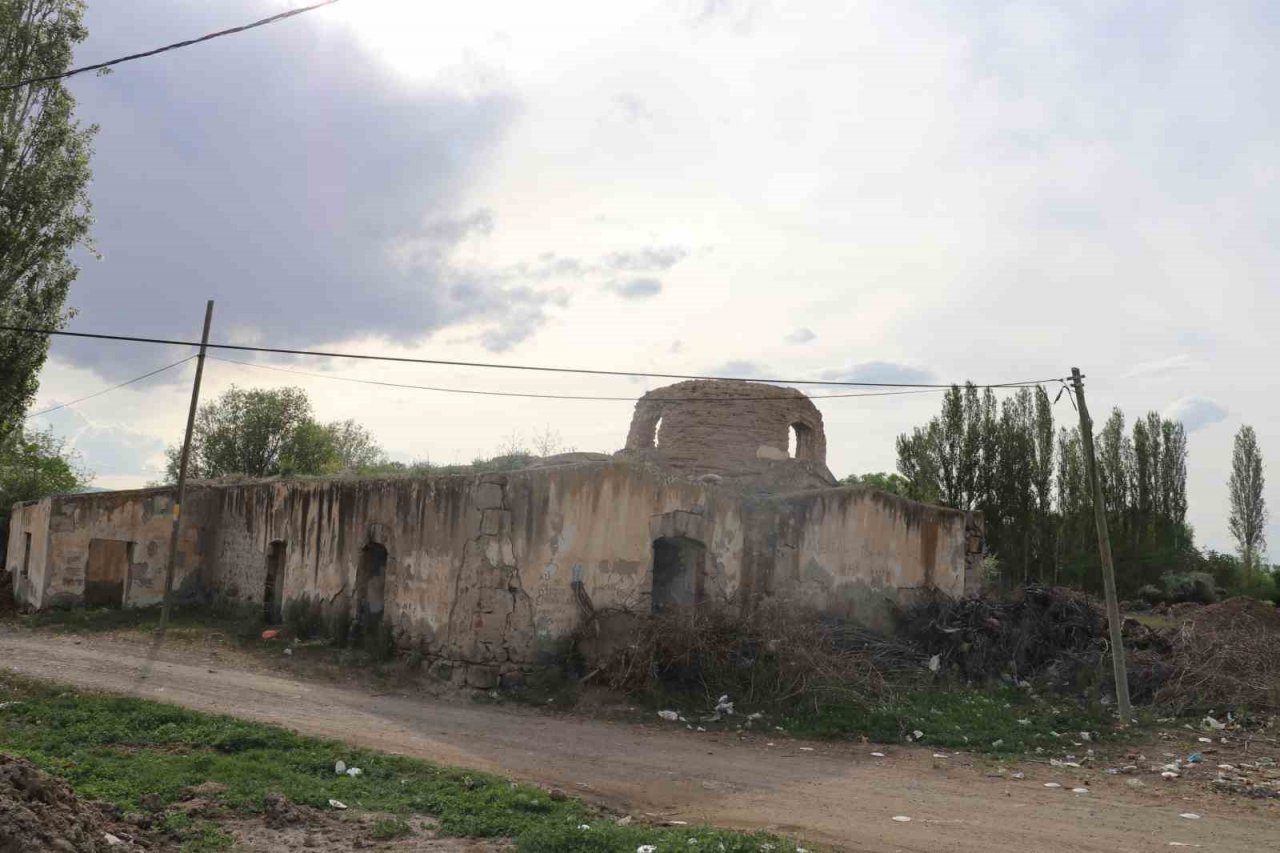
0,670,795,852
783,686,1117,754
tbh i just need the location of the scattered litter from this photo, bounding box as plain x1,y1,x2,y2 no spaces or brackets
1203,716,1226,731
1161,771,1180,780
1016,718,1031,726
328,799,347,810
334,761,346,775
1079,732,1092,742
1106,768,1120,775
663,820,689,826
927,654,941,673
799,747,815,752
104,833,125,847
1010,771,1025,780
891,815,912,822
578,824,591,830
746,712,764,722
1072,787,1089,794
1197,737,1213,744
1043,783,1062,788
870,752,886,758
1186,753,1202,764
715,695,735,716
932,753,948,759
991,739,1005,749
1178,813,1201,820
1217,764,1234,771
282,647,292,656
912,730,924,740
616,815,633,825
658,710,680,722
767,743,776,747
346,767,362,777
637,846,657,853
261,629,279,640
1126,779,1147,789
0,702,18,709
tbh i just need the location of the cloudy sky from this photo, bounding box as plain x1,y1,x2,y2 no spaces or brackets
25,0,1280,554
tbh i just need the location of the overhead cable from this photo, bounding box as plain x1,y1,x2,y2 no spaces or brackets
0,326,1065,389
208,355,950,401
24,356,196,420
1,0,343,92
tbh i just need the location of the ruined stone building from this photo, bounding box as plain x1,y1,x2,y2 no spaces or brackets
6,380,983,685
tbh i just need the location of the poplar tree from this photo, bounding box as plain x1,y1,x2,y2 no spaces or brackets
1228,425,1267,579
0,0,95,438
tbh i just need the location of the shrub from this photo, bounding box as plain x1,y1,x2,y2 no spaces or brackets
1136,584,1165,605
1162,571,1218,604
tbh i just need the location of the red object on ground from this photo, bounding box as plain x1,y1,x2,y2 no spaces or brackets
261,629,279,640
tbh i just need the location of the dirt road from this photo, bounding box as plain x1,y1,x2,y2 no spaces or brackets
1,630,1273,852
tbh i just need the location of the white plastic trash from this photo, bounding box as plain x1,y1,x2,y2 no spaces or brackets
334,760,346,775
658,710,680,722
328,799,347,810
346,767,362,777
891,815,912,822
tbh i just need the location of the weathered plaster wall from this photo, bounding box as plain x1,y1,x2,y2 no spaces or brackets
5,500,51,609
8,463,980,681
760,486,973,630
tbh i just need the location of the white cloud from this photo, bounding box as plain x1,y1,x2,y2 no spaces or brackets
1164,397,1229,433
785,328,816,344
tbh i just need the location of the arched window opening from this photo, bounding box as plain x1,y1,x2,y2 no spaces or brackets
791,422,815,461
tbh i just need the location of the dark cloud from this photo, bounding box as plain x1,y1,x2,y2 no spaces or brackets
819,361,936,385
601,247,688,273
55,0,537,377
605,277,662,299
1164,397,1228,433
785,327,816,344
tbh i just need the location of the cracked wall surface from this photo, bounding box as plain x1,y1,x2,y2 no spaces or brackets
8,461,979,679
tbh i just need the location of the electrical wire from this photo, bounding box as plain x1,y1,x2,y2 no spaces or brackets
0,0,343,92
24,356,196,420
207,355,951,401
0,325,1066,389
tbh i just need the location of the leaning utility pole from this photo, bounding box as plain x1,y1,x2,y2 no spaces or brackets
159,300,214,630
1070,367,1132,723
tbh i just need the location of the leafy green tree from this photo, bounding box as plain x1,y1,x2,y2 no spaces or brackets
842,471,908,496
1228,424,1267,579
0,1,96,439
0,425,88,537
165,386,386,480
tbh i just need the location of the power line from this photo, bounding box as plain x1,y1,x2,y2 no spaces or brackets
0,325,1065,389
24,356,196,420
0,0,343,93
208,355,950,401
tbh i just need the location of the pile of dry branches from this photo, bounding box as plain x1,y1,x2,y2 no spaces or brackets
895,585,1108,687
1149,597,1280,711
575,599,921,711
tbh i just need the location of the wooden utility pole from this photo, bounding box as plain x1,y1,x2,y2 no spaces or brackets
159,300,214,630
1070,367,1132,723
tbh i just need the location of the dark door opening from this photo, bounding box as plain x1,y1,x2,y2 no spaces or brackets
790,422,815,460
652,536,706,612
85,539,129,608
264,541,286,623
356,542,388,625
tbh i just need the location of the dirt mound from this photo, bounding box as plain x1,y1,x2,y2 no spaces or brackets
0,754,116,852
1184,596,1280,629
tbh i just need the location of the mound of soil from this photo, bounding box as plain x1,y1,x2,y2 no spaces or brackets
1183,596,1280,630
0,754,117,852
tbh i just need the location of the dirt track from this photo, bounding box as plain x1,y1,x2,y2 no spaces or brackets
1,630,1274,852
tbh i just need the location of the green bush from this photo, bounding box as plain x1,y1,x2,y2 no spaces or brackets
1136,584,1165,605
1162,571,1217,604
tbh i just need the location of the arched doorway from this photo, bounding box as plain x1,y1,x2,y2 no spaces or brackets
264,541,286,624
356,542,387,624
651,536,706,612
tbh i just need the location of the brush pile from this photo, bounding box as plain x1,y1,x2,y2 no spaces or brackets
895,585,1106,687
1151,597,1280,711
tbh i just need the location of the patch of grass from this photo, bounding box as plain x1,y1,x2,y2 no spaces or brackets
19,600,263,642
371,816,413,839
784,685,1116,753
0,670,800,851
157,812,233,852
